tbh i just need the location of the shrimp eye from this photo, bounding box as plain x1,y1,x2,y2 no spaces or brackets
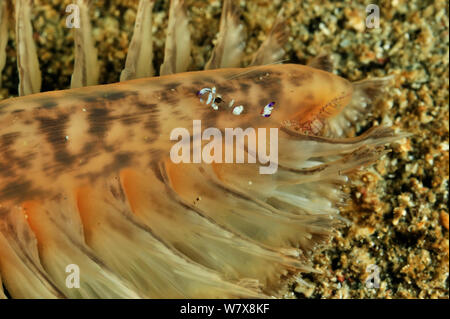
214,97,222,103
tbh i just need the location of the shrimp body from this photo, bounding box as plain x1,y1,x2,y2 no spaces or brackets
0,0,404,299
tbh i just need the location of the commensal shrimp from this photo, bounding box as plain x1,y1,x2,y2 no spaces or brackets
0,0,406,298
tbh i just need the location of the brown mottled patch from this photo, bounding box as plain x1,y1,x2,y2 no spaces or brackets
289,71,313,86
164,82,181,91
37,100,58,110
1,132,21,149
0,160,15,177
37,114,69,146
81,141,97,155
136,101,157,110
103,144,117,153
144,112,160,130
216,84,237,94
75,152,134,183
0,179,41,202
53,149,76,165
36,114,78,166
239,82,251,94
104,90,138,101
80,90,138,104
104,152,133,173
87,108,112,138
15,152,35,169
158,89,180,106
120,115,141,126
